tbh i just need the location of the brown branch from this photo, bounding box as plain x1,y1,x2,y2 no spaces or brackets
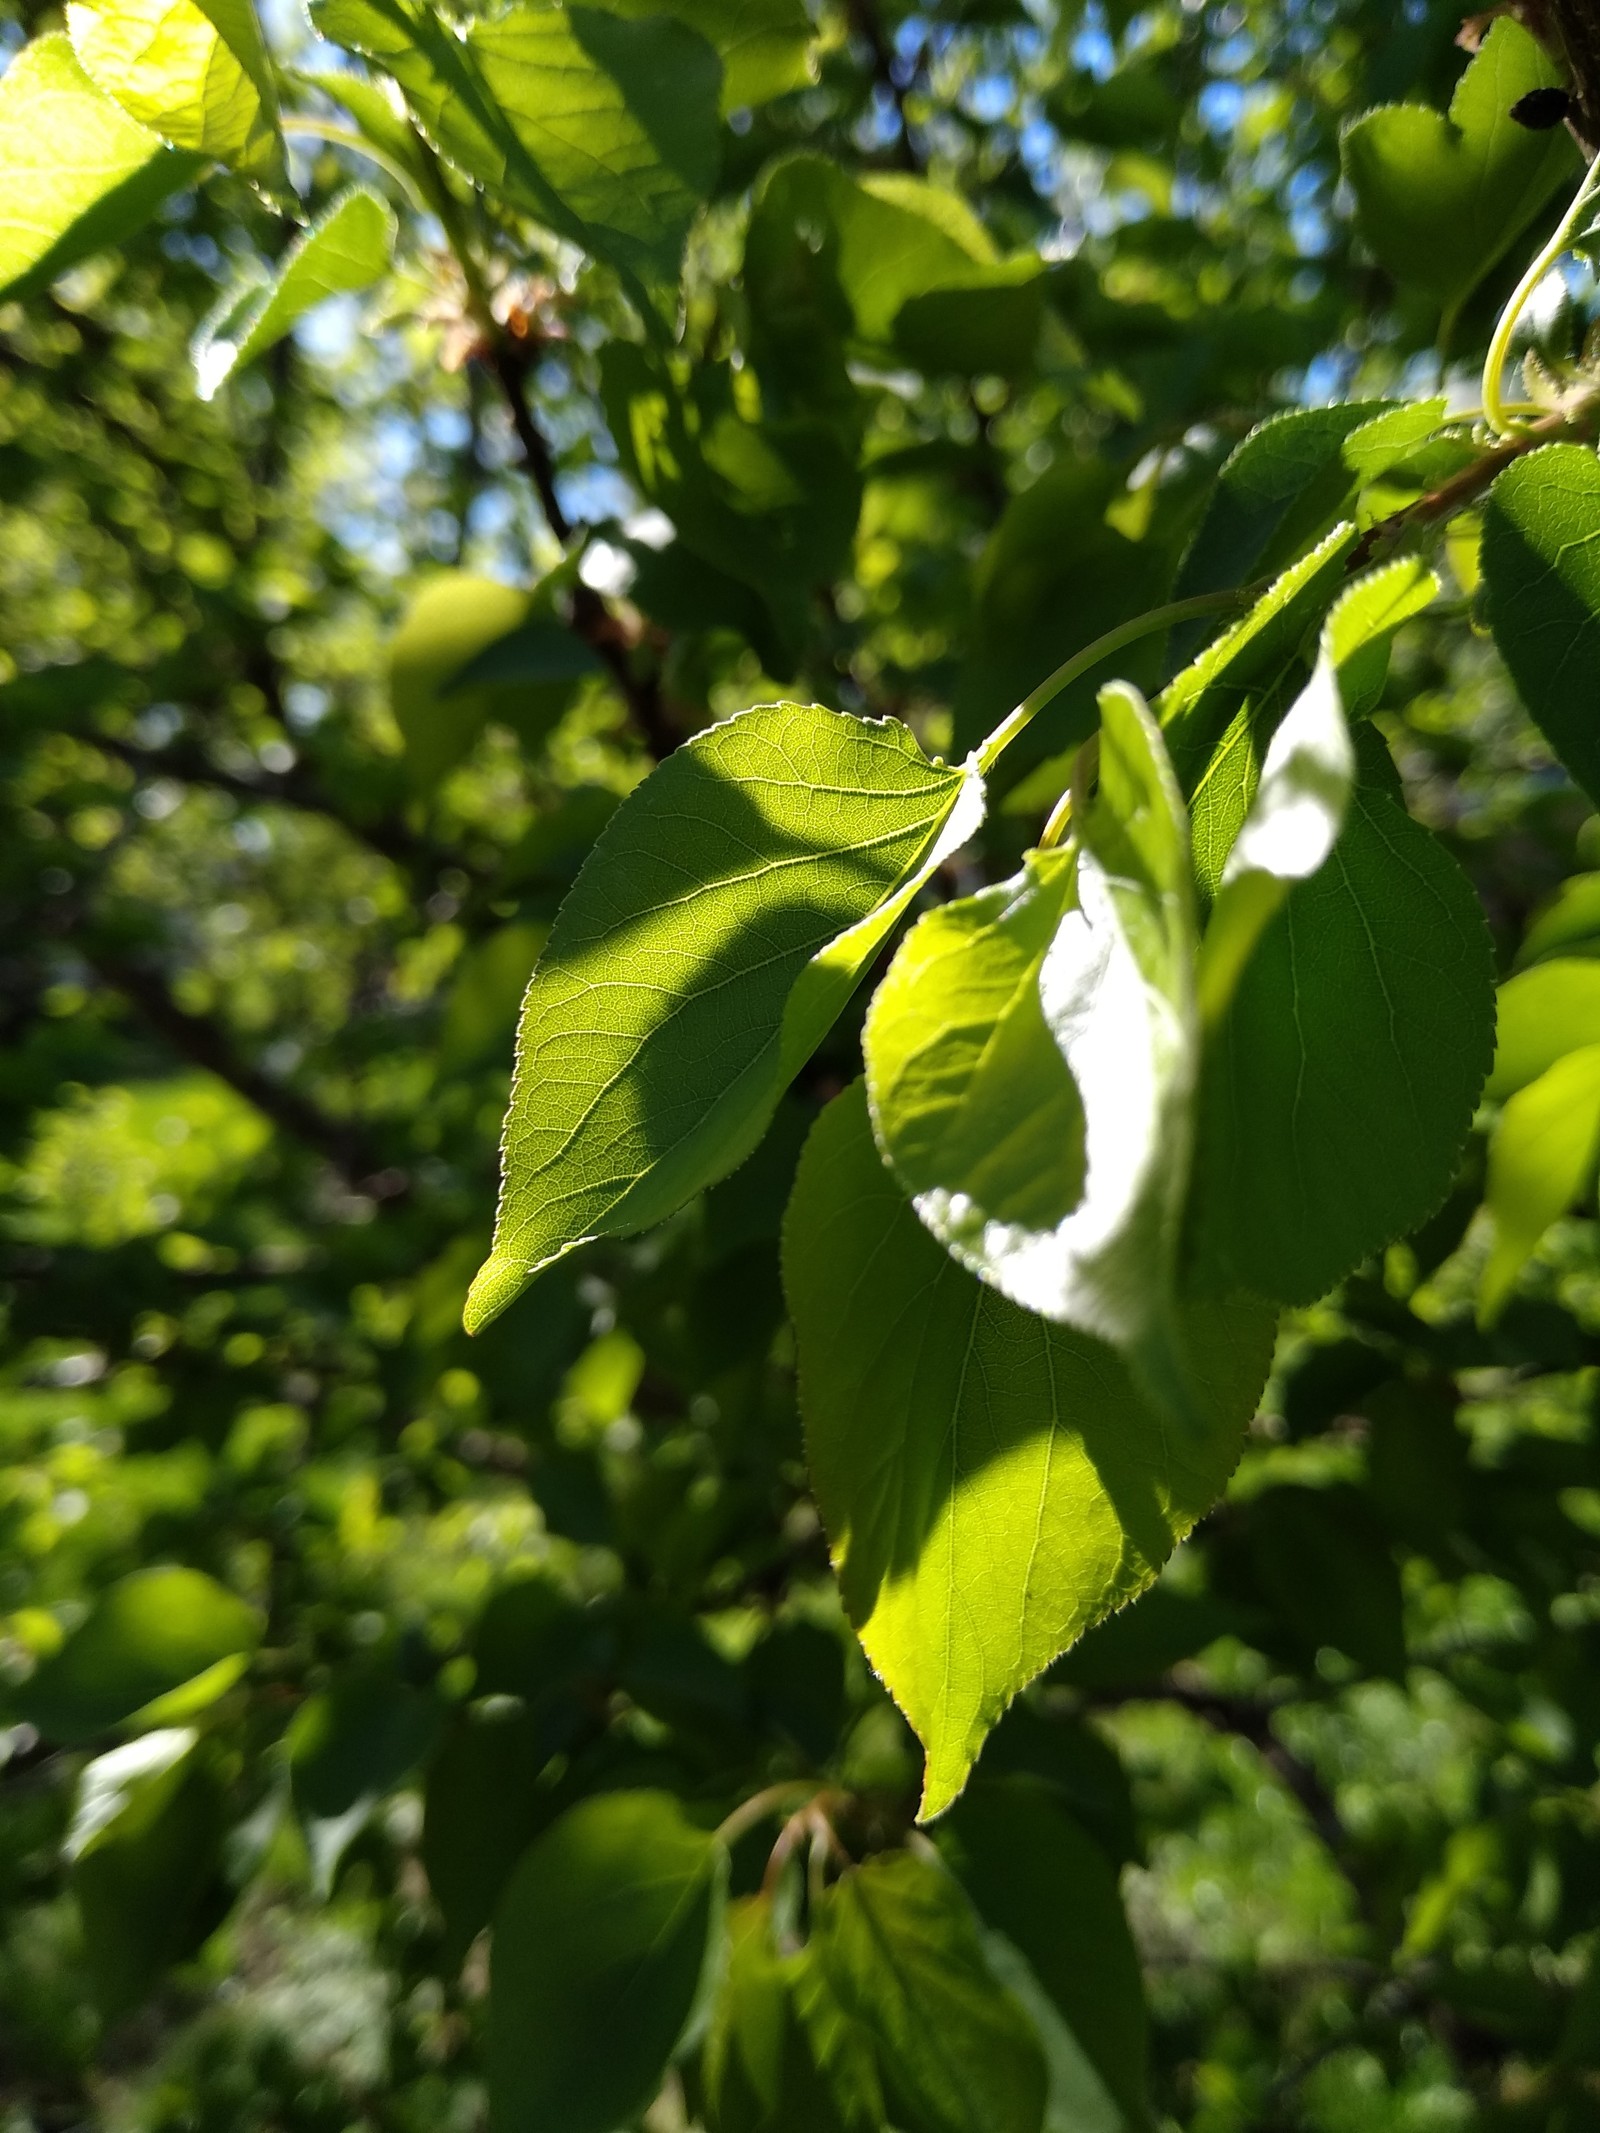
1524,1,1600,153
1347,405,1587,570
84,946,401,1193
479,336,678,758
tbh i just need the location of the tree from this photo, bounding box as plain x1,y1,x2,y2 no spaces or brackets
6,0,1600,2124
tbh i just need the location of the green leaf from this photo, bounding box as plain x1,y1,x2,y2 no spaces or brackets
1159,523,1356,796
945,1783,1150,2131
423,1704,555,1965
703,1896,876,2133
466,703,982,1333
952,459,1162,763
1174,403,1395,605
67,0,283,180
388,571,557,791
1224,1483,1406,1677
1189,777,1495,1306
597,0,814,110
66,1728,227,2016
784,1081,1276,1819
0,34,204,303
865,847,1085,1237
1340,18,1576,322
287,1667,442,1889
817,1850,1047,2133
18,1565,261,1744
1481,1045,1600,1324
1195,558,1438,1023
1515,873,1600,969
870,682,1200,1421
1483,444,1600,812
489,1790,726,2133
310,0,721,293
1489,958,1600,1099
193,185,395,398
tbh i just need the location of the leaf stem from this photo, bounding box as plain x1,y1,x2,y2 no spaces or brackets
1482,144,1600,436
971,589,1248,776
714,1780,818,1850
279,117,427,212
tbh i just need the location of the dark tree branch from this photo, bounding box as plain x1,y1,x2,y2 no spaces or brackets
84,946,399,1191
479,336,678,759
1527,0,1600,154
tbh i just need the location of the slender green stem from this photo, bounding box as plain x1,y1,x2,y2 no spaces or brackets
714,1781,818,1849
1482,145,1600,437
1036,785,1074,850
279,117,427,212
971,589,1248,776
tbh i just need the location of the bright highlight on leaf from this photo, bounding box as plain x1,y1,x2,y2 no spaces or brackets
192,184,395,398
68,0,283,180
1481,1045,1600,1325
467,703,983,1333
873,681,1201,1424
1195,557,1438,1024
0,33,203,302
785,1081,1276,1820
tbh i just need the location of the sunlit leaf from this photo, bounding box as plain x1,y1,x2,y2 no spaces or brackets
68,0,283,179
784,1081,1276,1818
0,34,203,301
467,703,982,1332
193,184,395,398
1481,1045,1600,1324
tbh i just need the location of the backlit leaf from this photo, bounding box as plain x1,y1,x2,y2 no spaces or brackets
0,34,203,302
311,0,721,292
1481,1045,1600,1324
784,1081,1276,1818
871,682,1200,1421
68,0,282,179
1489,957,1600,1099
193,184,395,398
467,703,982,1332
1340,19,1575,321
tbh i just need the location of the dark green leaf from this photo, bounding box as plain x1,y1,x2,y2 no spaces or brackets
946,1782,1150,2129
817,1850,1046,2133
1189,777,1494,1306
490,1790,726,2133
66,1728,227,2016
1483,444,1600,811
